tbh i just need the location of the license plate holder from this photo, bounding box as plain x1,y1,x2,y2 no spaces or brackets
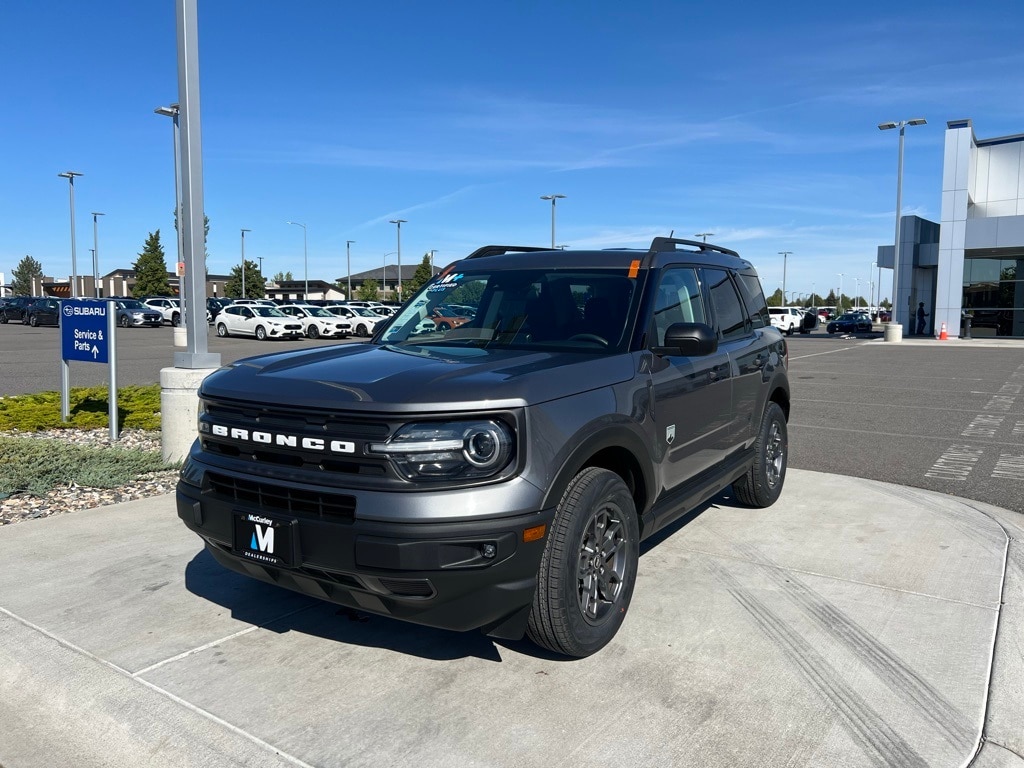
232,511,298,568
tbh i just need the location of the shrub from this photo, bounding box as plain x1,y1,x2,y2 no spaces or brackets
0,385,162,432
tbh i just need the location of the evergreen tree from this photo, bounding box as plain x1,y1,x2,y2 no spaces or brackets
766,288,784,307
406,254,434,295
132,231,172,297
356,279,380,301
223,260,265,298
11,255,43,296
272,270,293,282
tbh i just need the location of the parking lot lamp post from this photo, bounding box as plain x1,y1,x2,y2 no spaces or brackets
838,273,844,313
540,195,566,249
58,171,83,298
240,228,251,298
287,221,307,299
346,240,355,300
429,249,437,274
778,251,792,305
878,118,926,328
382,252,397,299
389,219,406,300
91,212,105,297
257,256,264,293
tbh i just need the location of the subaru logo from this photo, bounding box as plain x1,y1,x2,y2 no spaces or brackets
62,304,74,317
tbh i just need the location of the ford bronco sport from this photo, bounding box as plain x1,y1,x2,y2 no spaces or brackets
177,237,790,657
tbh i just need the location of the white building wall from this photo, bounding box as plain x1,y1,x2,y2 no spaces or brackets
935,120,974,337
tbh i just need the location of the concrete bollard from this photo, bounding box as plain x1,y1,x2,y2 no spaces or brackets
160,366,219,463
173,326,187,347
883,322,903,343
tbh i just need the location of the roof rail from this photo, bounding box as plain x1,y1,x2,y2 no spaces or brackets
464,245,552,260
648,237,739,259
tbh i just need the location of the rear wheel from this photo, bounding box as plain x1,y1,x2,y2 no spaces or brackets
29,314,39,327
216,323,229,338
307,325,320,339
171,312,180,327
437,321,451,331
527,467,639,658
0,314,7,324
120,315,130,328
255,325,267,341
733,401,787,508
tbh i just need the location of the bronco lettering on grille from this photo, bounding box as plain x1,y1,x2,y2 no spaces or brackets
206,424,355,454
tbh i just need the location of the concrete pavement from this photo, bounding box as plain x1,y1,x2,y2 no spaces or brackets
0,469,1021,768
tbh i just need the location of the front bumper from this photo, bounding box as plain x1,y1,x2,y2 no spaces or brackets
176,473,554,639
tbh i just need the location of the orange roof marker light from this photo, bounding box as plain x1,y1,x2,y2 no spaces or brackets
628,259,641,279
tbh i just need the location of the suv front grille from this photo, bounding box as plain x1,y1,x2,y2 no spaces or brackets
206,471,355,521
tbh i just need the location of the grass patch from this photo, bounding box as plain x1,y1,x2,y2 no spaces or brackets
0,436,176,497
0,385,162,431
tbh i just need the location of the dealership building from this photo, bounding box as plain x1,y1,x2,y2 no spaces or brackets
880,119,1024,338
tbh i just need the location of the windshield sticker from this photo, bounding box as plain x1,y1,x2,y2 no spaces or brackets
427,272,464,292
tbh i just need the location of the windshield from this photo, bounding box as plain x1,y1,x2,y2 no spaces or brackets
254,307,288,318
118,300,146,309
308,307,333,318
378,267,640,353
355,308,379,317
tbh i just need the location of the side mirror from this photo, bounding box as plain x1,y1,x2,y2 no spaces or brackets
660,322,718,356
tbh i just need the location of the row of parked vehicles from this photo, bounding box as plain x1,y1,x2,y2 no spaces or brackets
0,295,400,340
767,305,891,336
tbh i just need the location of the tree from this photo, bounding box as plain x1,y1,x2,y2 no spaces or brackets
406,254,434,295
11,255,43,296
356,279,380,301
223,260,265,298
272,270,293,283
766,288,784,307
172,211,210,260
132,231,172,297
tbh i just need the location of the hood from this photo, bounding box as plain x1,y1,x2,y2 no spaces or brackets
200,342,637,412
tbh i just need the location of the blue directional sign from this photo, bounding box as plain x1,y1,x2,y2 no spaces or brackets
61,300,110,364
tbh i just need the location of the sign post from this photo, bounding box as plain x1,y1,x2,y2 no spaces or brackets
60,300,119,440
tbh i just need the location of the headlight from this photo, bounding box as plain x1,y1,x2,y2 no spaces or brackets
370,420,514,481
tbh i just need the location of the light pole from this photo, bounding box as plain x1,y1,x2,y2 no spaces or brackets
429,249,438,274
870,262,877,311
154,103,186,323
240,228,251,298
382,252,397,300
854,277,861,309
540,194,566,249
838,273,844,314
287,221,307,299
91,212,105,297
346,240,355,300
389,219,407,300
257,256,264,284
778,251,792,306
878,118,926,329
695,232,714,243
58,171,83,297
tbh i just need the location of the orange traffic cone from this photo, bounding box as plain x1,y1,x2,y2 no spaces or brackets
939,322,948,340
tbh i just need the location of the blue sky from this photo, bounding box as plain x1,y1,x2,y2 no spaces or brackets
3,0,1023,304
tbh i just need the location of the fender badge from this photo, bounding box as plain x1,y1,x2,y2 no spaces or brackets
666,425,676,445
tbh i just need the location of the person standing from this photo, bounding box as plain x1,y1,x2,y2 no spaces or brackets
916,302,929,335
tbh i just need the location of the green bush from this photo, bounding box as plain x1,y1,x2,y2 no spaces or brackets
0,436,175,497
0,385,162,431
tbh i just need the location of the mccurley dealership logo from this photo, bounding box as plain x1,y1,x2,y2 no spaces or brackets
249,514,274,554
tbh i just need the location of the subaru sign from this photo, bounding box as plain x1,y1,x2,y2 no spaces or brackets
61,300,109,364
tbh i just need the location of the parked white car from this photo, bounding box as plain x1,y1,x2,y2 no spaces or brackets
768,306,802,335
277,304,352,339
142,297,181,326
215,305,304,340
325,305,386,336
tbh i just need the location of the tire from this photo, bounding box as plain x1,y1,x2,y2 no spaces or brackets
437,321,451,331
29,314,38,327
527,467,639,658
0,314,7,324
786,324,794,336
307,325,320,339
356,323,367,336
120,315,130,328
216,323,229,338
733,401,787,508
171,312,180,327
255,325,267,341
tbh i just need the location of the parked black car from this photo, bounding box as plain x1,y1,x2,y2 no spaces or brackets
826,312,873,334
23,298,61,327
0,296,38,324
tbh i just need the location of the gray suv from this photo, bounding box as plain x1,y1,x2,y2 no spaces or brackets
177,238,790,657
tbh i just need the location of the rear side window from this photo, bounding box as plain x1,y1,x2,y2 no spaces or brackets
735,272,770,329
703,268,749,341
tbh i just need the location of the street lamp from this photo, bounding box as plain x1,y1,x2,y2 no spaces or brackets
878,118,926,329
287,221,307,299
540,194,566,249
57,171,83,297
346,240,355,300
778,252,792,306
389,219,407,300
870,262,877,311
91,212,105,297
429,249,438,274
838,273,844,313
382,251,397,300
695,232,714,243
240,228,251,298
154,103,186,321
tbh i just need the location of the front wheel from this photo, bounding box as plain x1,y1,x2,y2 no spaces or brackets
120,315,130,328
216,323,229,338
307,325,320,339
255,325,267,341
733,401,787,508
527,467,639,658
171,312,181,327
29,314,39,327
356,323,368,336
